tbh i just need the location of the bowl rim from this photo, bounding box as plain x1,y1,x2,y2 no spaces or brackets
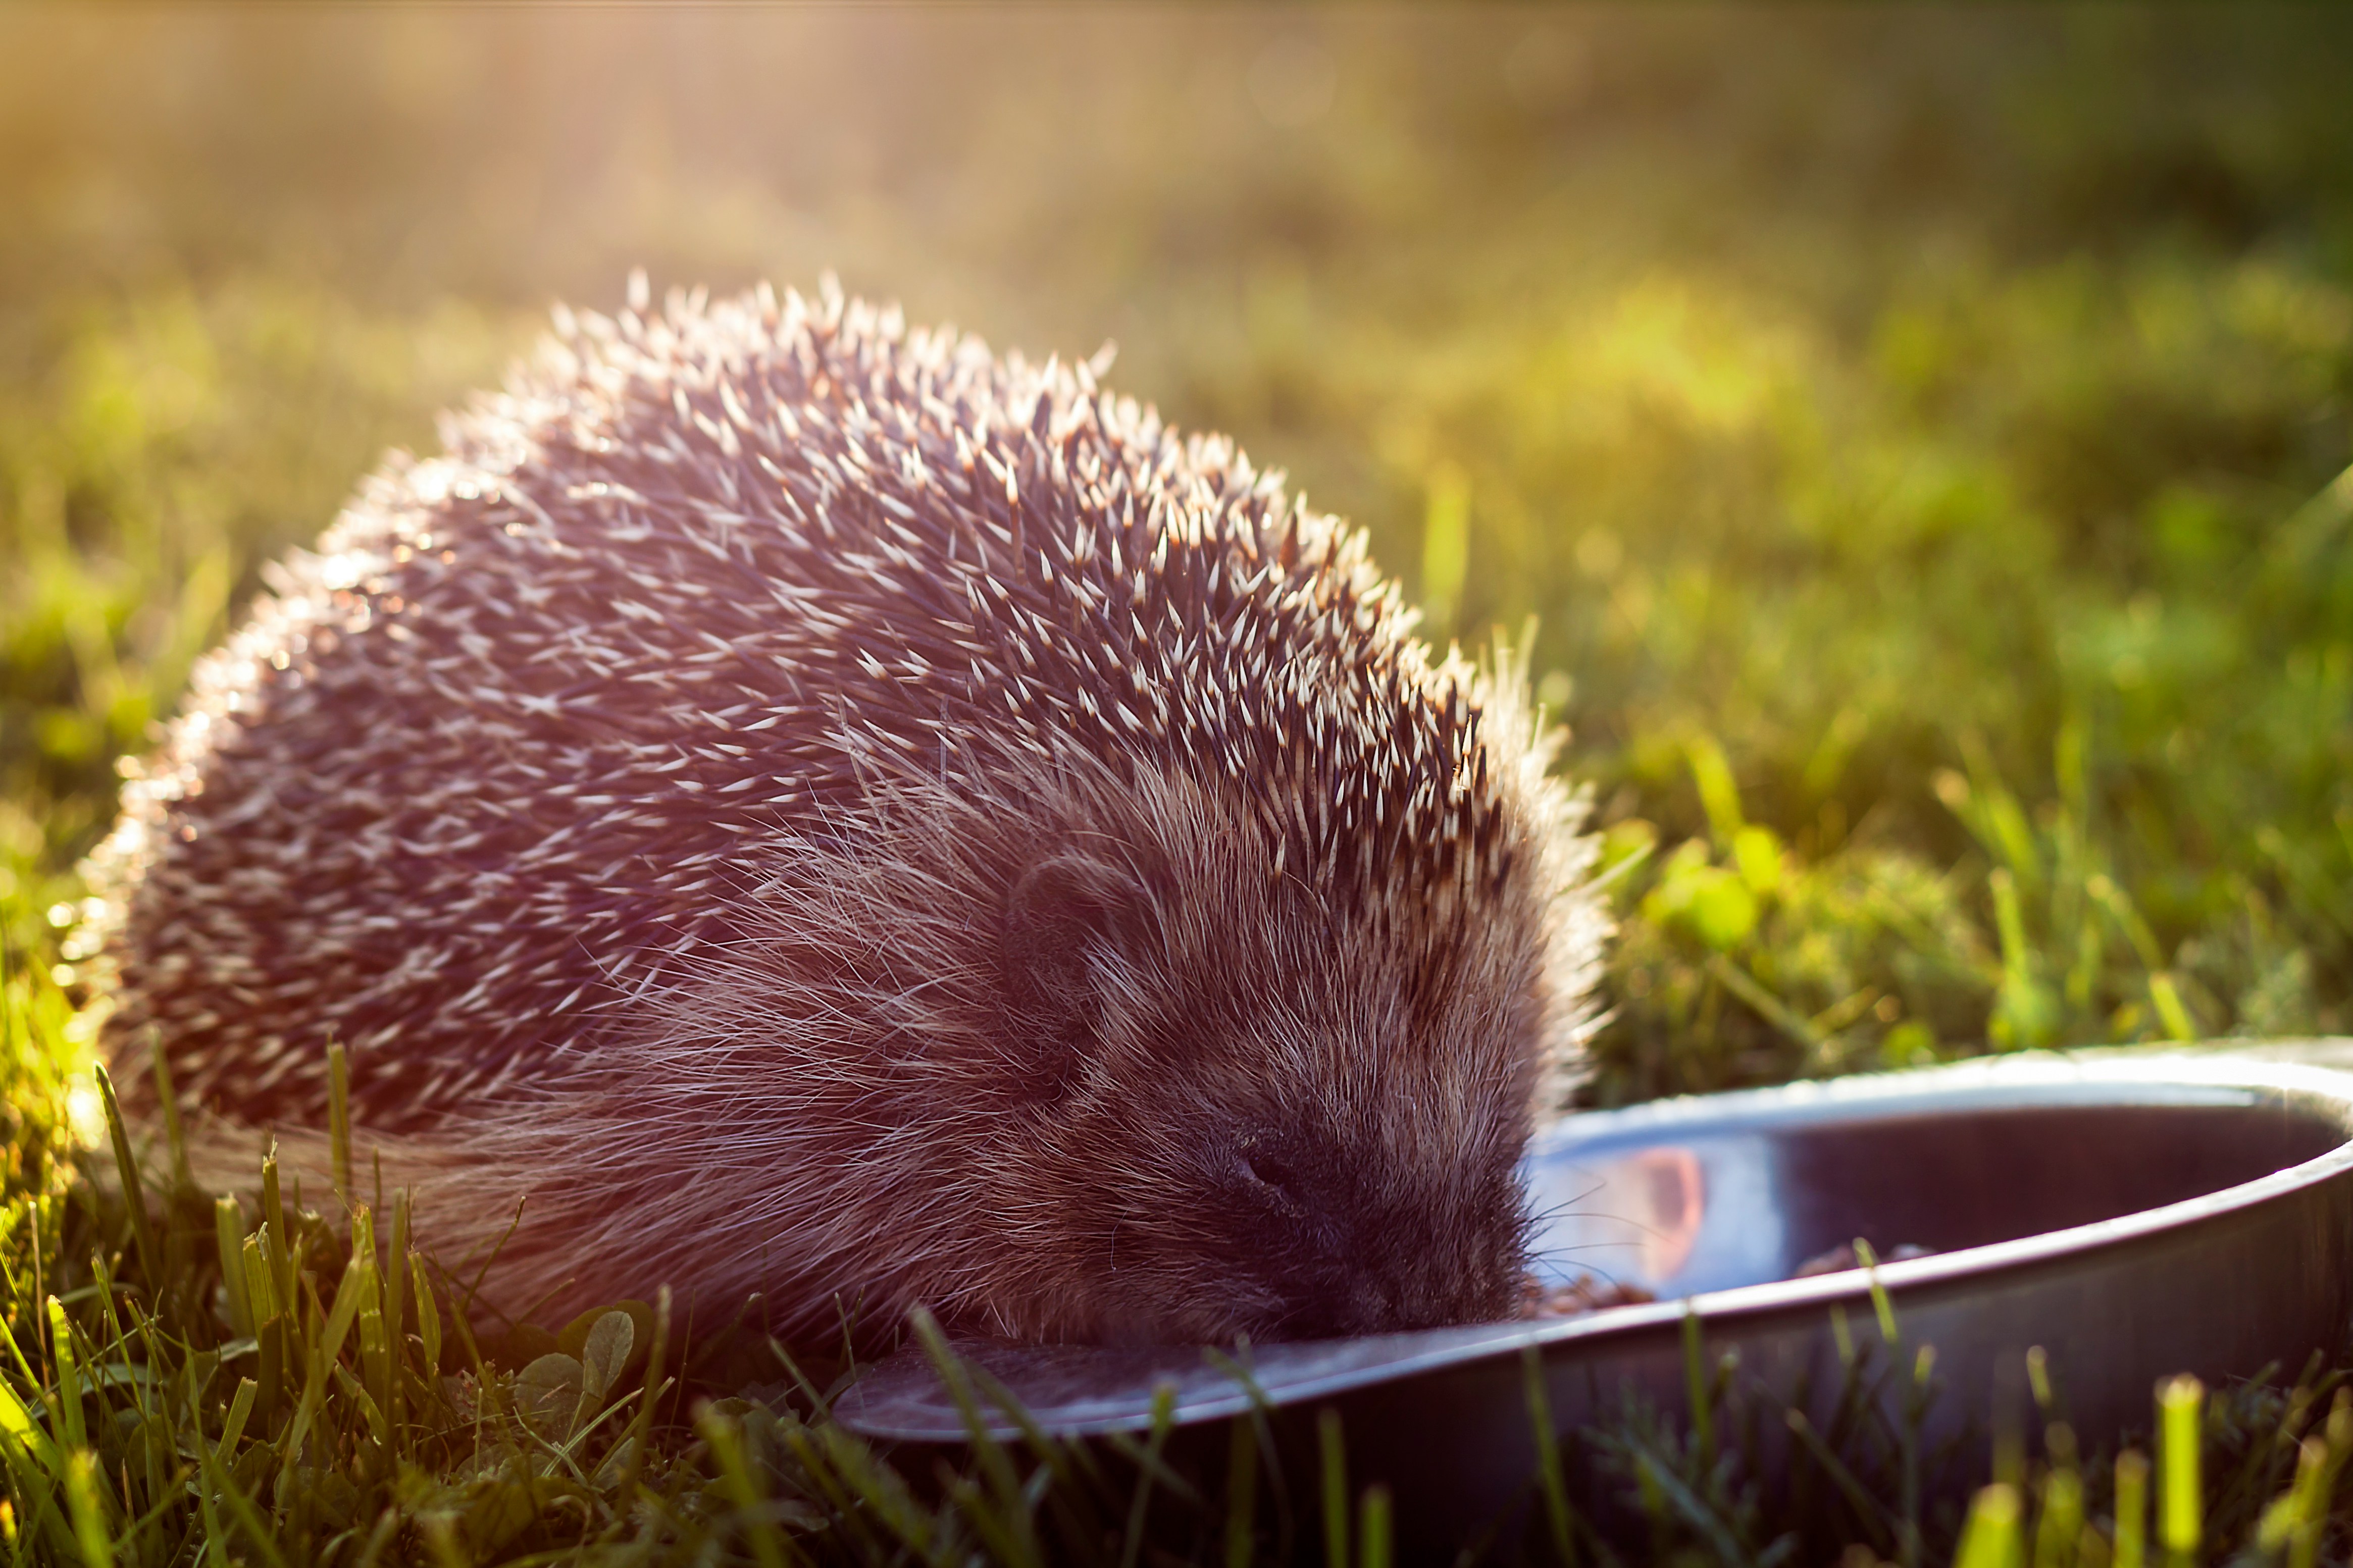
837,1043,2353,1438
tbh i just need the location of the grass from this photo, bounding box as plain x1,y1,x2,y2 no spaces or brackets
4,1030,2350,1566
7,6,2353,1562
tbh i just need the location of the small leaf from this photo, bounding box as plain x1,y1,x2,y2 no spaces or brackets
408,1253,441,1378
514,1352,583,1437
556,1299,653,1367
578,1311,635,1407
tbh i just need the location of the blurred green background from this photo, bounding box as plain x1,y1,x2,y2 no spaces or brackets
6,7,2353,1105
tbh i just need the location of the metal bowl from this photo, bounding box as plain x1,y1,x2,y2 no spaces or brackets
836,1044,2353,1546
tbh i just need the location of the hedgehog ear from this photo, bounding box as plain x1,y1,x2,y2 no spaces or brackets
1000,854,1154,1075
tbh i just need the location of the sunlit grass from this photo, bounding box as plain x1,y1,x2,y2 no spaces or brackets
3,1002,2347,1566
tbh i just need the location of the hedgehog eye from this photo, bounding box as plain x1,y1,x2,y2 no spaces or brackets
1239,1152,1294,1197
1000,853,1153,1076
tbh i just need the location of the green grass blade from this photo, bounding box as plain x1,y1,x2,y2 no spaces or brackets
1317,1406,1348,1568
2287,1432,2330,1568
1520,1345,1576,1566
63,1449,113,1568
0,1355,63,1472
194,1419,290,1568
1852,1237,1900,1343
1114,1383,1174,1568
260,1146,289,1309
2115,1449,2150,1568
276,1237,370,1484
92,1064,158,1290
1356,1485,1392,1568
909,1309,1039,1568
330,1361,389,1449
0,1294,44,1392
1222,1406,1258,1568
945,1472,1038,1568
612,1283,668,1517
213,1197,253,1339
1955,1483,2021,1568
384,1190,407,1442
195,1450,227,1568
0,1371,78,1563
698,1405,796,1568
2035,1459,2083,1568
1784,1406,1898,1556
239,1232,278,1326
2146,973,2196,1043
409,1250,442,1383
2157,1376,2202,1558
45,1298,84,1453
793,1417,943,1565
1680,1306,1715,1471
217,1376,256,1454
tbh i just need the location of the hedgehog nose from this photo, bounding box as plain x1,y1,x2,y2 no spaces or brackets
1278,1272,1417,1339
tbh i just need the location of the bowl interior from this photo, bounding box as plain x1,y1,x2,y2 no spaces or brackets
1526,1090,2350,1300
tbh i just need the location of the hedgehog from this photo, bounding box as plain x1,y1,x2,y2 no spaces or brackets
84,275,1607,1346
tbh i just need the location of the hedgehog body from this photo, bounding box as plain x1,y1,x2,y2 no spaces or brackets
88,279,1605,1344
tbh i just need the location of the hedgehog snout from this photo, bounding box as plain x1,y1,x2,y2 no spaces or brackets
1266,1195,1524,1339
1203,1127,1516,1339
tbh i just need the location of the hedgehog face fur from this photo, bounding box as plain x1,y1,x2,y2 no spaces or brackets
86,277,1607,1345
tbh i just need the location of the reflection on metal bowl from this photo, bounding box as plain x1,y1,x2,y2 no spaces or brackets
836,1043,2353,1551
